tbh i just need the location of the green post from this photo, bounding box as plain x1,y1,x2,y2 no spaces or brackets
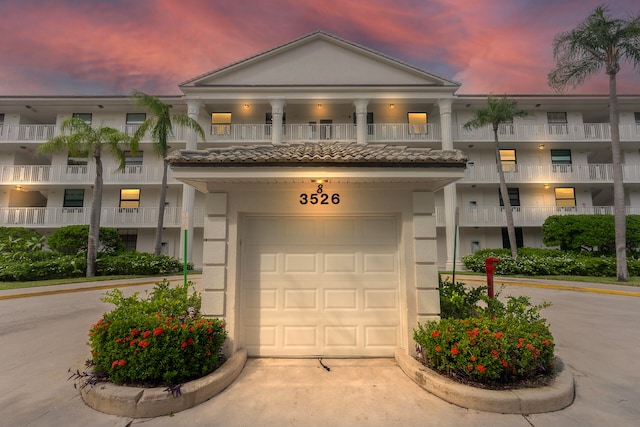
183,229,188,285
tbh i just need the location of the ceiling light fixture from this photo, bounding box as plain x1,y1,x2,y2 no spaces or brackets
538,144,545,150
389,104,395,109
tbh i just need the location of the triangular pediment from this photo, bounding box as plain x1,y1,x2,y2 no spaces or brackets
181,31,459,88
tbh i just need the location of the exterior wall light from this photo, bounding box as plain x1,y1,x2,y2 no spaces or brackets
538,144,545,150
389,104,395,109
544,184,550,189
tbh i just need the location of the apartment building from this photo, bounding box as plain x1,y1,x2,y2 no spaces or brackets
2,31,639,357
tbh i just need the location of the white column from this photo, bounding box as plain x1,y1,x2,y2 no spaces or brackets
353,99,369,144
438,98,458,270
270,99,286,145
180,100,202,263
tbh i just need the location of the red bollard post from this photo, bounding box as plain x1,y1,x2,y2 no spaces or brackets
485,257,501,299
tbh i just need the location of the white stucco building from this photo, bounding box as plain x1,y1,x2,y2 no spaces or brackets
2,31,640,357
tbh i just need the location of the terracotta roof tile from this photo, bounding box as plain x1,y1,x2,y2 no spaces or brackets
167,142,468,167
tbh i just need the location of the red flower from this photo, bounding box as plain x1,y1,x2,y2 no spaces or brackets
143,330,151,338
172,325,179,330
207,327,213,334
131,329,139,337
138,340,149,348
153,327,163,336
501,359,509,367
130,339,137,347
451,347,459,355
431,330,442,338
111,360,119,368
435,345,441,353
118,359,127,367
206,349,212,356
526,343,534,351
542,339,551,346
115,338,122,343
477,364,486,373
483,329,490,334
181,341,188,349
470,355,476,362
491,350,499,358
467,365,473,371
187,337,194,345
494,332,504,339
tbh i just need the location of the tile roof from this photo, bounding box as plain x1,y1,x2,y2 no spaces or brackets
166,142,468,167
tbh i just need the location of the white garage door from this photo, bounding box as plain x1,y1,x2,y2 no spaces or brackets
241,216,400,357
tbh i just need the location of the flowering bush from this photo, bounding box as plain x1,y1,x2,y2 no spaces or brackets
414,276,555,386
88,280,227,385
414,317,554,384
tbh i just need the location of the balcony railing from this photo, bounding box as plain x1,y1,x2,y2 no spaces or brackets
0,165,178,185
0,207,205,228
3,122,639,144
435,205,640,227
461,163,627,184
455,123,640,142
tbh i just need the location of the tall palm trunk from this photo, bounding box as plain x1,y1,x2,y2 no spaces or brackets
153,159,169,256
87,155,103,277
609,74,628,281
494,126,518,259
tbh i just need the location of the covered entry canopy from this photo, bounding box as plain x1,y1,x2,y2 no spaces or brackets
167,141,468,189
168,142,467,357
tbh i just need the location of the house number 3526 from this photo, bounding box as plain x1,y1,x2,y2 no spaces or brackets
299,184,340,205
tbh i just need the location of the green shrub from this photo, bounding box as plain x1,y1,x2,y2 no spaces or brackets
88,281,227,385
96,251,185,276
461,248,640,277
414,316,555,384
0,227,44,253
48,225,124,255
0,253,85,281
414,277,554,386
438,275,487,319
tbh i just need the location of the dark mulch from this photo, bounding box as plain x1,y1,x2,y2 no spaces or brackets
416,357,556,390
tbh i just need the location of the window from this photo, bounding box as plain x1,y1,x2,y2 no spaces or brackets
407,112,428,135
501,228,524,249
634,112,640,124
547,112,567,134
555,187,576,207
123,151,143,173
119,229,138,251
551,149,572,172
499,188,521,207
67,155,88,174
72,113,92,124
126,113,146,135
63,189,84,210
119,188,140,212
499,149,517,172
211,113,231,135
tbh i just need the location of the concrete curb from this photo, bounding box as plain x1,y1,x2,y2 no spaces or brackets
81,349,247,418
395,349,574,414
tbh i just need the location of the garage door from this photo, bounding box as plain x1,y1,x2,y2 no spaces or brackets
241,216,400,357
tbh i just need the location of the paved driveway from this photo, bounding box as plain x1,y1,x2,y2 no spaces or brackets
0,277,638,426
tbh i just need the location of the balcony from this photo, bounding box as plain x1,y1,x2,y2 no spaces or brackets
461,163,640,184
3,122,639,145
454,123,640,142
0,207,205,228
435,205,640,227
0,165,179,185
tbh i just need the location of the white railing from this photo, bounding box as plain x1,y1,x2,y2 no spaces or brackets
435,205,640,227
0,165,177,184
0,207,205,228
369,123,441,142
3,122,639,144
461,163,626,184
456,123,640,142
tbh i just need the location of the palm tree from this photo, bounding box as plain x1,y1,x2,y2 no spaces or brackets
464,95,528,259
548,6,640,282
131,91,205,256
38,117,132,277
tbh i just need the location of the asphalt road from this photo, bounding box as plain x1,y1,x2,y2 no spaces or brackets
0,277,638,426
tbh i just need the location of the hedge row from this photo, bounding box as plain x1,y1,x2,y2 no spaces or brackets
461,248,640,277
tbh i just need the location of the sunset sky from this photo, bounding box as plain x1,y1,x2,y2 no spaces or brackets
1,0,638,96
